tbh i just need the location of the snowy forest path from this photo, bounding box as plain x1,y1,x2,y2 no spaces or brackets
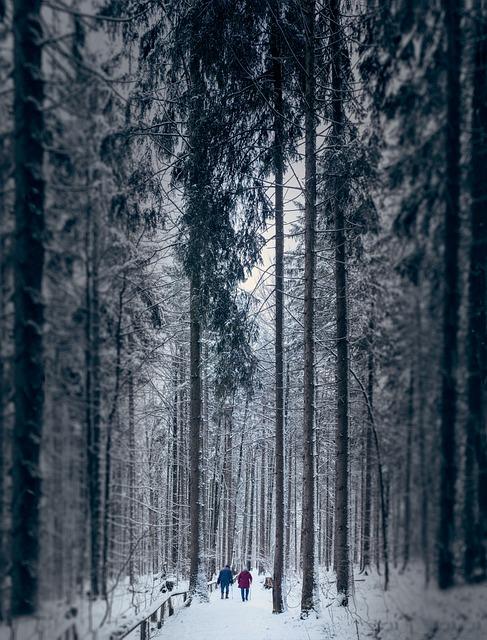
155,576,328,640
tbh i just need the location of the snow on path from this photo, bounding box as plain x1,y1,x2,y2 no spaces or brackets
156,577,324,640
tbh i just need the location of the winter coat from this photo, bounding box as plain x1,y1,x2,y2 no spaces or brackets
217,567,233,587
237,570,252,589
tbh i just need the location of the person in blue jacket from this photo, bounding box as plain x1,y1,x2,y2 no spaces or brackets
216,564,233,599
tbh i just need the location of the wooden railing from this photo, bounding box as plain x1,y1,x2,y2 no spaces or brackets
54,580,217,640
110,580,218,640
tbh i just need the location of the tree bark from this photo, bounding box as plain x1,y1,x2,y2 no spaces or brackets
171,350,180,572
329,0,350,604
85,198,102,598
128,354,136,585
102,277,126,596
188,274,206,597
438,0,462,590
401,369,413,573
361,329,374,574
300,0,319,617
0,219,6,621
271,0,285,613
247,455,256,570
11,0,45,616
416,293,430,584
464,0,487,582
259,437,266,574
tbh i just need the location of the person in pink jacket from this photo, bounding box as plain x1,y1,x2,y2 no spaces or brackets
237,568,252,602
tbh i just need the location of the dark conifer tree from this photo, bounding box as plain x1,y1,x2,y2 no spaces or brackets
11,0,45,616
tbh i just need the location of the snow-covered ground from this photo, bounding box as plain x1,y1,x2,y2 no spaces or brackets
0,573,185,640
1,568,486,639
156,576,323,640
154,569,487,640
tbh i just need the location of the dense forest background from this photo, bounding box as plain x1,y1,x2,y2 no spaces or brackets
0,0,486,638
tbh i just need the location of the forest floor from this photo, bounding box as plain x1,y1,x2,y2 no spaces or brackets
1,568,486,639
156,576,324,640
154,569,487,640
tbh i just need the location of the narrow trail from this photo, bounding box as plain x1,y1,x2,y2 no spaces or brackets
156,576,325,640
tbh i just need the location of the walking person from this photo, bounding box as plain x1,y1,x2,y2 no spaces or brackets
237,567,252,602
216,564,233,599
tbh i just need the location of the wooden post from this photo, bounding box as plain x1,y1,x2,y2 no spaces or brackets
139,620,147,640
158,601,165,628
168,596,174,616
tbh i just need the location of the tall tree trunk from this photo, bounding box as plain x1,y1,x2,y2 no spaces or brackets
188,273,206,597
258,438,266,574
247,456,256,570
11,0,45,616
284,362,291,571
300,0,319,617
128,354,136,586
329,0,350,604
85,201,102,598
361,329,374,574
272,0,285,613
438,0,462,590
102,278,126,596
464,0,487,582
209,422,223,578
0,224,6,621
401,369,413,572
231,413,246,567
242,455,250,566
416,292,430,584
171,350,180,571
223,405,233,565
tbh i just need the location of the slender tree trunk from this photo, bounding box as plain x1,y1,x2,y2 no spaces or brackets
11,0,45,615
294,427,299,572
128,356,136,585
301,0,319,617
224,406,234,565
86,201,102,598
247,456,255,570
361,331,374,574
416,293,430,584
171,351,180,571
356,367,389,589
329,0,350,604
284,363,291,570
231,413,246,567
438,0,462,590
401,369,413,573
464,0,487,582
326,446,332,571
189,274,206,597
0,226,6,621
272,0,285,613
242,455,250,566
102,278,125,596
259,439,266,574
